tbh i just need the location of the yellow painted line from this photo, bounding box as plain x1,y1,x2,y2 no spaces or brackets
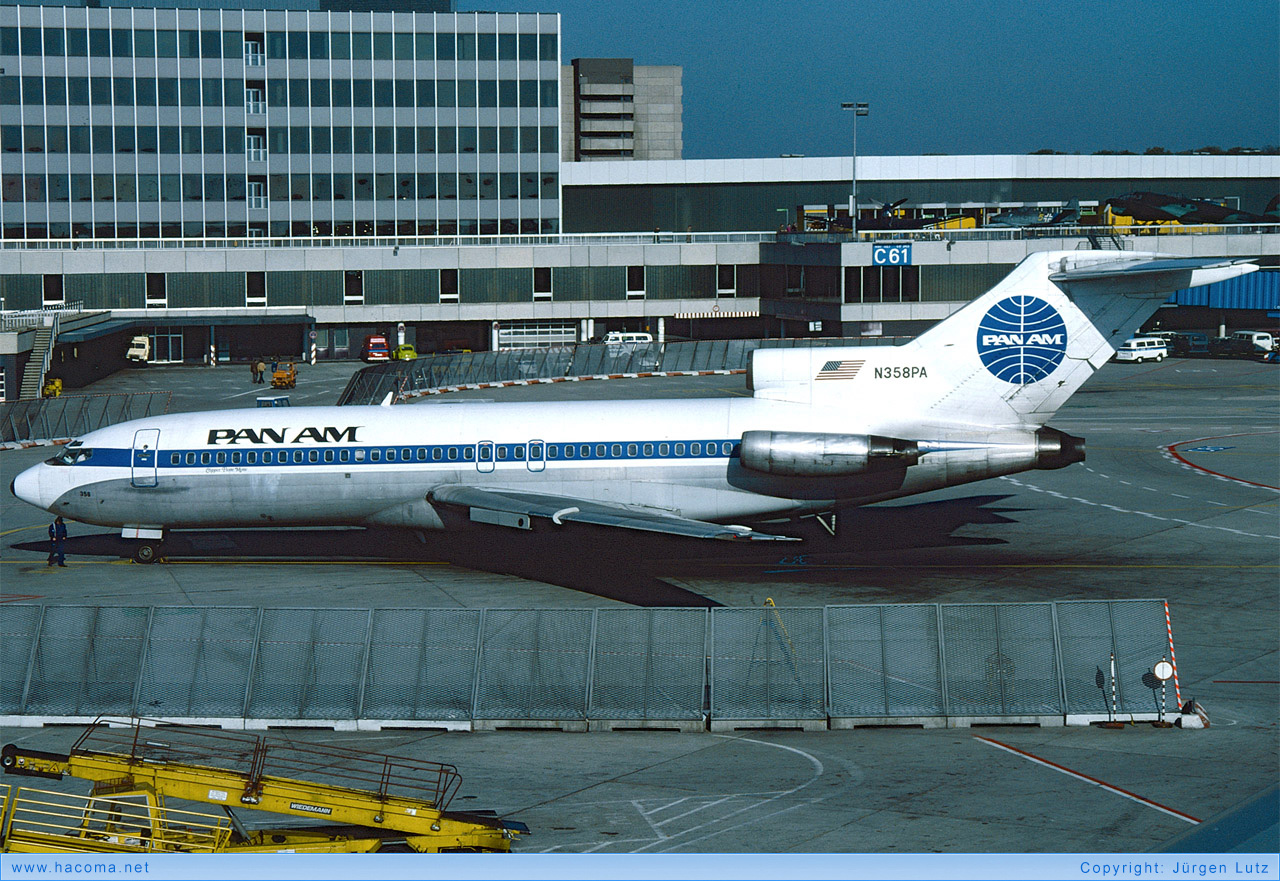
0,525,47,537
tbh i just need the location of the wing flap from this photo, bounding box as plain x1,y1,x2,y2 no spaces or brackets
428,486,799,542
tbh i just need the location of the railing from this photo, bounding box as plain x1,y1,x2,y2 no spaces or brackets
0,391,172,445
0,301,85,331
3,224,1275,252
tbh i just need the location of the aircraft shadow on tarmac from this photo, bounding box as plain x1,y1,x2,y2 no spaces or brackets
11,495,1022,607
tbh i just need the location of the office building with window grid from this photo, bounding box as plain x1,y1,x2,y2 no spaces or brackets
0,1,561,240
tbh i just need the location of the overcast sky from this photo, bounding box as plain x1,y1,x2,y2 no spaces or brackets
460,0,1280,159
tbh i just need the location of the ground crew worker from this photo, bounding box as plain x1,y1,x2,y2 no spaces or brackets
47,516,67,567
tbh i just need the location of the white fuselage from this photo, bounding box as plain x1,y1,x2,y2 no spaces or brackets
11,395,1044,532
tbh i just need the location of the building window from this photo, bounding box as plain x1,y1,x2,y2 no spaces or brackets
246,271,266,306
344,270,363,305
244,34,264,66
145,272,166,306
42,275,64,305
245,86,264,115
246,132,265,162
627,265,645,299
247,179,266,210
533,266,552,301
717,264,736,296
440,268,459,303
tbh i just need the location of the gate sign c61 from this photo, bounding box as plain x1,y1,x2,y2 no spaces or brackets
872,243,912,266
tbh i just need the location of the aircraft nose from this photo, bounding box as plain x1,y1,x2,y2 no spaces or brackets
10,464,49,511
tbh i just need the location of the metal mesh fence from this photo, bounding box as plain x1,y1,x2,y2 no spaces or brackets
0,600,1172,725
22,606,150,716
0,604,44,713
135,606,260,718
711,607,826,720
0,392,172,444
472,609,594,720
589,608,707,721
827,604,944,717
245,608,370,719
361,609,482,720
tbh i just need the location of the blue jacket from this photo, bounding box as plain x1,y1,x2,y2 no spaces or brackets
49,521,67,542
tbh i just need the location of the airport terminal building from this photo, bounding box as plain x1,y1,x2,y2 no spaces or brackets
1,0,1278,399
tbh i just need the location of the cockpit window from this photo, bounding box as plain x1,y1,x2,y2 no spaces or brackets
47,446,93,466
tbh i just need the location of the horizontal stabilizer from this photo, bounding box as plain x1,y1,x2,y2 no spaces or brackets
429,485,799,542
1049,256,1257,293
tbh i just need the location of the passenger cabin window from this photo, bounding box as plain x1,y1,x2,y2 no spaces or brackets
263,451,274,463
354,449,365,461
595,444,606,458
691,443,702,455
659,443,669,456
463,447,474,460
432,448,442,460
324,450,334,463
496,446,507,460
514,446,524,459
186,452,196,465
339,449,349,462
308,450,318,462
530,444,542,459
200,452,211,464
170,453,180,465
231,452,242,464
247,451,257,464
293,450,303,463
402,448,411,460
643,443,654,457
627,444,637,457
370,449,381,462
675,443,685,456
563,446,574,458
479,446,492,461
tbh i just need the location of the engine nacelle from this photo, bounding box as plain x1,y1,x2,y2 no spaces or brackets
740,431,920,477
1034,426,1086,470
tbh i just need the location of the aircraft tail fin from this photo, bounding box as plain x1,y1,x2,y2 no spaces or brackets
749,252,1256,429
904,252,1257,425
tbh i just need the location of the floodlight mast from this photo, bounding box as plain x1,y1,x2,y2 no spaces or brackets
841,101,869,236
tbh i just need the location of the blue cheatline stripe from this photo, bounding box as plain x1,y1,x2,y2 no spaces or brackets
66,440,744,470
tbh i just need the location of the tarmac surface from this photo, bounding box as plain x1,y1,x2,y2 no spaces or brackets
1,356,1277,853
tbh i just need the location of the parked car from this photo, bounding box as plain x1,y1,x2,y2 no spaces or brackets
361,335,390,361
125,335,151,363
1166,331,1210,357
1208,336,1258,358
391,344,418,361
1227,330,1277,355
1114,337,1168,363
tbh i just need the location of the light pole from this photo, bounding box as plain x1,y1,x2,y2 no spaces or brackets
841,101,869,236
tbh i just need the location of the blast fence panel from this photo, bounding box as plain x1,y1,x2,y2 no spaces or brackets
1056,601,1157,715
22,606,150,716
826,604,944,717
135,607,260,718
245,608,371,720
361,609,482,720
588,608,708,721
1109,599,1173,716
0,604,44,713
473,609,595,720
711,607,826,720
939,604,1061,717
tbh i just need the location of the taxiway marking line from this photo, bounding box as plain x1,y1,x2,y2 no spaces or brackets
972,735,1200,825
1211,680,1280,684
1166,432,1280,491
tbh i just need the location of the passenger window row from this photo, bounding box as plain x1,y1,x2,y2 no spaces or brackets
164,441,738,467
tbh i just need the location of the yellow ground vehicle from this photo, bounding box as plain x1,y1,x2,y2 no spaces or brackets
270,361,297,389
41,378,62,398
391,344,418,361
1,717,525,854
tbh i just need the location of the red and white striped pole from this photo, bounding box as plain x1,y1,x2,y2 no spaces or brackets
1109,651,1118,719
1164,601,1182,708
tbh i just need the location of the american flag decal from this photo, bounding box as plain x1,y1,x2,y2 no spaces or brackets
816,359,865,380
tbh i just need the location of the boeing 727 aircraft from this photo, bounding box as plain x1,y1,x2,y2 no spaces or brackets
10,251,1256,563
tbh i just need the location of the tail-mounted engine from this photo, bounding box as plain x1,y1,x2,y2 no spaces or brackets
740,431,920,477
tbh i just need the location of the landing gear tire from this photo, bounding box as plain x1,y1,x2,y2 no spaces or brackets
132,542,163,564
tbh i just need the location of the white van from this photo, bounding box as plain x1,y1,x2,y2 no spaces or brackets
603,331,653,345
125,335,151,363
1229,331,1276,354
1114,337,1168,363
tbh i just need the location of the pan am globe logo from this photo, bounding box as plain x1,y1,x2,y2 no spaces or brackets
976,296,1068,384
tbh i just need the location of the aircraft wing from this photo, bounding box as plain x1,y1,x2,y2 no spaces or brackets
427,485,801,542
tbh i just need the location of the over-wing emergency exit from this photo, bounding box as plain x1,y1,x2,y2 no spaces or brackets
10,252,1257,562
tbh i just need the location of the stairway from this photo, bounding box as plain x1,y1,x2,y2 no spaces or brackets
19,325,54,400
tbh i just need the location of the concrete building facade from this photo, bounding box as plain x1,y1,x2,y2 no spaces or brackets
561,58,681,162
